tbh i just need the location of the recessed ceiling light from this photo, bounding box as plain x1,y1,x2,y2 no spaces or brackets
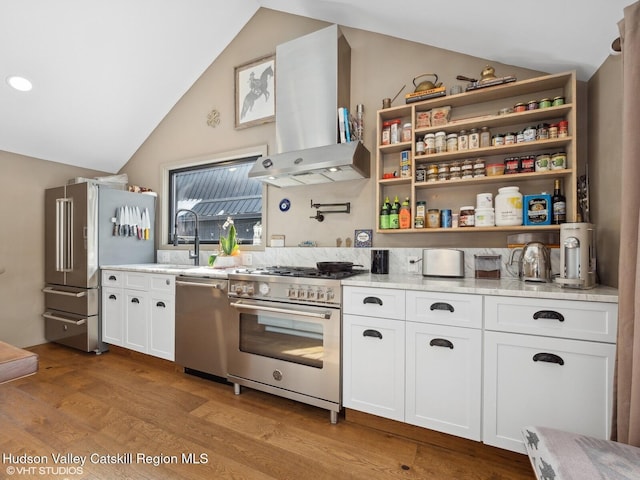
7,75,33,92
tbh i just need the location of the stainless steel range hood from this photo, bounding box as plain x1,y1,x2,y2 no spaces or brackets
248,24,370,188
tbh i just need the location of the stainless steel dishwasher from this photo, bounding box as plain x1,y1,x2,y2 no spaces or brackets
175,275,234,379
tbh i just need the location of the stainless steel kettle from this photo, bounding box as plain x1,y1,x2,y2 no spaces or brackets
509,241,551,282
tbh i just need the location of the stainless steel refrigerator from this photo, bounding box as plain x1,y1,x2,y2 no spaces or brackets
43,182,155,353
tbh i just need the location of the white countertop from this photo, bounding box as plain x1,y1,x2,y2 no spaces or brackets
101,263,231,279
341,274,619,303
101,264,618,303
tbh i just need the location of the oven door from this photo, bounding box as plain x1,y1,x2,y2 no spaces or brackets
228,298,341,404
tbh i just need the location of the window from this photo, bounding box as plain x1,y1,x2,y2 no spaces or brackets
168,154,263,246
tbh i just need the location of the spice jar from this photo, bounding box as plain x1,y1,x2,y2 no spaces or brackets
458,130,469,150
434,131,447,153
468,128,480,149
549,124,559,139
416,140,425,154
402,123,412,142
504,132,516,145
514,102,526,113
427,209,440,228
537,123,550,141
523,125,537,142
446,133,458,152
424,133,436,154
461,159,474,179
492,133,505,146
390,119,402,143
527,100,539,110
552,96,565,107
381,121,391,145
473,158,486,177
449,160,462,180
480,127,491,148
539,98,552,109
558,121,569,137
437,162,450,181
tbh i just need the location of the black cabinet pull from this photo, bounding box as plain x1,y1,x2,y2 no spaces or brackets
156,301,166,308
533,352,565,365
108,294,117,300
429,338,454,349
430,302,454,313
109,275,117,281
131,298,140,304
533,310,565,322
363,329,383,339
363,296,383,306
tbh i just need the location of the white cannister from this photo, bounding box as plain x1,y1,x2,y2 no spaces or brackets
495,186,523,226
476,192,493,209
475,207,495,227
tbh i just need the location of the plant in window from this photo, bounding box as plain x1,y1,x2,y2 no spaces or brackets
219,216,239,256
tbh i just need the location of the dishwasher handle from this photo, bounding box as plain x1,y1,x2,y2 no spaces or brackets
42,312,87,325
176,279,226,289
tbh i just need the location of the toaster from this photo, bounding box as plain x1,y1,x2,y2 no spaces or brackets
422,248,465,278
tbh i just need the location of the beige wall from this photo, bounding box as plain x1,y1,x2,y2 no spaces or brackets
588,54,623,287
0,151,106,347
122,8,551,250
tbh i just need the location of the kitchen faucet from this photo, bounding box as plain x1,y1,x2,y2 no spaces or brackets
173,209,200,265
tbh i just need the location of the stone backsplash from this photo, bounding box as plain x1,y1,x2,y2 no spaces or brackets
158,246,561,280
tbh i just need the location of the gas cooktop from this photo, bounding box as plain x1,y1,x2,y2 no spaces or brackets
231,266,367,280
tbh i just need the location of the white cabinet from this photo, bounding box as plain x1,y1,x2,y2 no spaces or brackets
482,295,617,453
405,291,482,440
343,287,482,441
343,314,405,421
102,269,175,361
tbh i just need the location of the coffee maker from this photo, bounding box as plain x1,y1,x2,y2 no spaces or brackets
555,223,596,289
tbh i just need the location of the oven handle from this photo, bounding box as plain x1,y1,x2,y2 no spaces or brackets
230,300,332,320
176,280,224,289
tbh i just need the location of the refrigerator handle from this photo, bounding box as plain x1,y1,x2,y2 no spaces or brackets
42,312,87,326
42,287,87,298
56,198,73,272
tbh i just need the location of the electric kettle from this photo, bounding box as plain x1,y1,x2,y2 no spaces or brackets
509,241,551,282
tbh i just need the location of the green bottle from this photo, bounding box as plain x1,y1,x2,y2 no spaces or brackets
379,203,390,229
389,195,400,229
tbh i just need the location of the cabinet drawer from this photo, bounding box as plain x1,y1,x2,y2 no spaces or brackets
484,295,617,343
150,274,175,294
342,286,405,320
102,270,123,287
406,291,482,328
124,272,150,290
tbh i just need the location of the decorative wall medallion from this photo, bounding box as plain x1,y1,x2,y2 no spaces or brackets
207,109,221,127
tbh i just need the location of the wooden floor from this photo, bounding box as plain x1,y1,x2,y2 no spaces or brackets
0,343,535,479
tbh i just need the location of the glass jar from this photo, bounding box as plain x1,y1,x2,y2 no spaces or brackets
381,121,391,145
434,131,447,153
473,158,486,177
492,133,505,146
459,206,475,227
495,186,523,226
424,133,436,154
461,159,474,179
468,128,480,149
480,127,491,148
446,133,458,152
390,119,402,143
427,209,440,228
504,132,516,145
537,123,550,140
402,123,412,142
449,160,462,180
458,130,469,150
437,162,450,181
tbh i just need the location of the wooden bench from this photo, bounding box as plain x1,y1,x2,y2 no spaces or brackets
0,340,38,384
522,426,640,479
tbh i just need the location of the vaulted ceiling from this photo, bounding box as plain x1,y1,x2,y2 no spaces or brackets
0,0,630,173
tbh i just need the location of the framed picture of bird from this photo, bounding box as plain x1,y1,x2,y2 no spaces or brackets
234,54,275,129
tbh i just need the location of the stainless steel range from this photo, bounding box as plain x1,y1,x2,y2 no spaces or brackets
227,266,365,423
